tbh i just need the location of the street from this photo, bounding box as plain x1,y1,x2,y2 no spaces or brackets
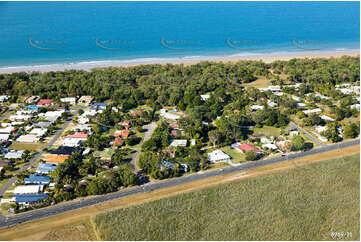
0,138,358,229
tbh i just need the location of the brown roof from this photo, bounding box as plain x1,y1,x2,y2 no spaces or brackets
112,137,124,147
45,154,69,163
114,129,129,138
130,110,143,117
169,122,180,129
171,129,182,137
118,120,131,128
0,160,11,167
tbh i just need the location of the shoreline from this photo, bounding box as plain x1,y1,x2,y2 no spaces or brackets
0,50,359,74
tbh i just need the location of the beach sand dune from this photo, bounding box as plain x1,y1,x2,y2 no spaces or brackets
0,50,359,74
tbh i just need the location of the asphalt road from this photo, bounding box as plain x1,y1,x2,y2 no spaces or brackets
0,106,85,198
290,121,325,147
0,138,358,229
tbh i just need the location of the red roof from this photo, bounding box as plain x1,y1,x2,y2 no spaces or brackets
66,132,88,139
235,144,261,153
37,99,53,105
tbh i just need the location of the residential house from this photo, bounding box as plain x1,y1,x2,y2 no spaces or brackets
0,160,11,170
72,125,92,134
160,109,180,120
112,137,124,148
315,126,327,134
320,115,335,122
36,163,57,174
296,103,307,108
232,143,262,154
118,120,131,129
260,137,272,144
0,95,10,102
0,134,10,142
169,122,180,129
66,132,88,141
91,103,107,112
208,150,231,163
351,104,360,110
44,154,69,164
262,143,278,150
170,139,187,147
14,185,44,194
78,96,93,105
290,131,299,136
171,129,182,137
114,129,129,139
62,138,82,147
25,96,40,104
60,97,76,105
14,193,48,206
160,160,175,170
37,99,53,106
200,94,210,101
9,114,31,122
29,128,48,137
17,135,40,143
292,96,301,101
250,105,264,111
130,110,143,117
78,116,89,124
4,150,24,159
267,101,278,107
303,108,322,115
23,105,39,112
0,126,15,134
35,121,52,129
24,174,51,185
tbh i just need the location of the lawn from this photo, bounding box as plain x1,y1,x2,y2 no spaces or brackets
93,153,360,241
241,76,271,88
252,126,281,137
9,142,45,151
220,146,246,163
93,148,115,160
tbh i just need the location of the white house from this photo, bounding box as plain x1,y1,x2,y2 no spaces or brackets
9,115,31,122
351,104,360,110
170,139,187,147
208,150,231,163
274,92,284,96
267,101,278,107
290,131,299,136
320,115,335,122
315,126,327,134
0,134,10,142
200,94,210,101
78,116,89,124
292,96,301,101
161,112,180,121
62,138,82,147
4,150,24,159
0,95,10,102
14,185,43,194
17,135,40,143
250,105,264,111
262,143,278,150
29,128,48,137
296,103,307,108
60,97,76,105
260,137,272,144
303,108,322,115
0,126,15,134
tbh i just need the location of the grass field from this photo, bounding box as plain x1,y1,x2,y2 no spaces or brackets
9,142,44,151
93,153,360,241
252,126,281,137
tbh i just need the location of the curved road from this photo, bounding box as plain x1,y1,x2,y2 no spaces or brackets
0,138,359,228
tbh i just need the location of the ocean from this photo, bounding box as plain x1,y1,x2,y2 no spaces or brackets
0,1,359,69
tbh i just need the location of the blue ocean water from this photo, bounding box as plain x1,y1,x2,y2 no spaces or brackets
0,1,359,68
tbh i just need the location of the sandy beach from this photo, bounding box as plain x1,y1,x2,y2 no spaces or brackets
0,50,359,74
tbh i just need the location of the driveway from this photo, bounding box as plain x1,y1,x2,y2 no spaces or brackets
290,121,325,147
130,122,157,172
